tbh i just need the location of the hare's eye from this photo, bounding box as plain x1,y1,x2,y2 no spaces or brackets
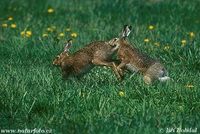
114,38,118,41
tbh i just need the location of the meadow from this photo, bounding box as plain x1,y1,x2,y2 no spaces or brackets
0,0,200,133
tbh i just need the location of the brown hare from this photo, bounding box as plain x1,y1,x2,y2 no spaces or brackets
109,25,170,84
53,39,121,79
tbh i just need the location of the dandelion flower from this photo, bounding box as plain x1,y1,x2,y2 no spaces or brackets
181,39,186,47
8,16,13,21
2,23,8,28
10,24,17,28
48,8,54,13
20,31,25,36
26,31,32,37
181,39,186,44
59,33,65,37
47,27,53,32
42,33,48,37
66,28,71,32
144,38,150,43
148,25,154,30
71,32,78,38
189,32,195,38
20,30,32,38
154,42,160,47
119,91,125,97
185,84,194,88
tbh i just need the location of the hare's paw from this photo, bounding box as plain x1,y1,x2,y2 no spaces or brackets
143,75,152,85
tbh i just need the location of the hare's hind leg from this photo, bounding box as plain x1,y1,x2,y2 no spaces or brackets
143,66,155,85
61,67,71,79
92,59,122,80
143,75,153,85
144,70,170,84
62,70,70,79
144,63,169,84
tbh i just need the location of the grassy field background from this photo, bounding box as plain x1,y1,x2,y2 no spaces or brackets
0,0,200,133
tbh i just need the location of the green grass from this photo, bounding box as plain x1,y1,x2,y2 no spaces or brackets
0,0,200,133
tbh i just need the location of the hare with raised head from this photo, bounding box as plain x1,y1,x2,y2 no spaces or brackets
53,39,121,79
109,25,170,84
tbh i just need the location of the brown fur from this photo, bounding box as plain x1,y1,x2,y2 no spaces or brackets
117,39,156,73
53,41,120,79
109,25,169,84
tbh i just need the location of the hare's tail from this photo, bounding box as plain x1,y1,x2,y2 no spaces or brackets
158,76,170,82
158,66,170,82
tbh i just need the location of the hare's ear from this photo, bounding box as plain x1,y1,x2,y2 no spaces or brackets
121,25,132,38
64,39,72,52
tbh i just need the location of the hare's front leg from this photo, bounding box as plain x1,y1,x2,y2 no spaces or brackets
92,59,121,80
62,70,70,79
61,66,71,79
143,75,153,85
116,62,127,77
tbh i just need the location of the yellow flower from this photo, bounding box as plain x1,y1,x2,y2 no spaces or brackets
144,38,150,43
47,27,53,32
181,39,186,44
59,33,65,37
181,39,186,47
21,31,32,38
2,23,8,28
154,42,160,47
185,84,194,88
71,32,78,38
10,24,17,28
189,32,195,38
66,28,71,32
26,31,32,37
48,8,54,13
119,91,125,97
148,25,154,30
8,16,13,21
164,45,170,50
42,33,48,37
21,31,25,36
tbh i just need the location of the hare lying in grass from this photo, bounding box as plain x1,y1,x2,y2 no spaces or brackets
53,39,120,79
109,25,170,84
